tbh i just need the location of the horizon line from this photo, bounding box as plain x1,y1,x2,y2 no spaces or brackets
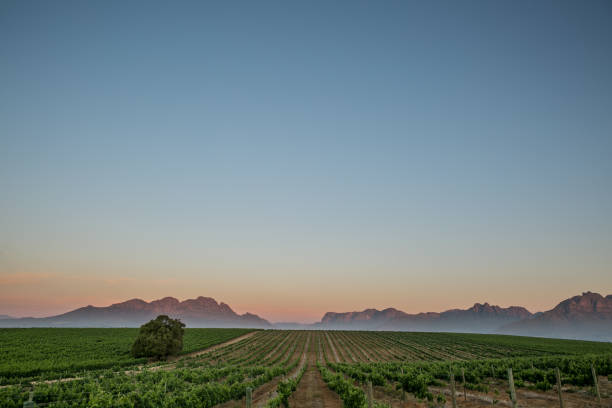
3,290,608,322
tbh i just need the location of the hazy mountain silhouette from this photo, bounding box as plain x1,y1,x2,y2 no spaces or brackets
1,292,610,341
0,296,271,328
317,303,532,332
314,292,611,341
500,292,612,341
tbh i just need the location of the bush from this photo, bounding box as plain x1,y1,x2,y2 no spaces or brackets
131,315,185,359
534,380,552,391
466,382,489,393
318,364,366,408
399,373,433,400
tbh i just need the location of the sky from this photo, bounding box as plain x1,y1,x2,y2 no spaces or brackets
1,1,611,323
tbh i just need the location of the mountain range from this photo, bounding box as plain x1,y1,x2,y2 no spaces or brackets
0,296,271,328
316,302,533,332
312,292,612,341
1,292,611,341
501,292,612,341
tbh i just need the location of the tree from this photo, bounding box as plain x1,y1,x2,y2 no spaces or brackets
131,315,185,359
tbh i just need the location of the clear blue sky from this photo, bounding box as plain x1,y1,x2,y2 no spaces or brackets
1,1,611,322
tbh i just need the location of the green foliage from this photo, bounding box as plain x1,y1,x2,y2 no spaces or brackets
534,380,552,391
329,351,612,405
378,331,612,360
131,316,185,359
0,330,302,407
2,330,612,408
0,327,253,384
465,382,489,393
0,328,144,382
399,372,433,400
319,364,366,408
265,366,306,408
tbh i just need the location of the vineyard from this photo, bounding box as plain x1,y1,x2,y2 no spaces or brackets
0,328,254,382
1,329,611,407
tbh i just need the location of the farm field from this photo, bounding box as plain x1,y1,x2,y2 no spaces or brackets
1,329,611,407
0,328,254,383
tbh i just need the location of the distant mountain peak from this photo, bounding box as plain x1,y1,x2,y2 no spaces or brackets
150,297,180,305
319,301,533,331
123,298,146,304
0,296,270,329
316,293,611,340
500,292,612,341
157,296,180,302
550,291,611,317
465,302,531,317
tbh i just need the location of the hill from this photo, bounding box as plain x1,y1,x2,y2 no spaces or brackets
0,296,270,328
2,292,611,340
500,291,612,341
316,292,611,341
318,303,532,332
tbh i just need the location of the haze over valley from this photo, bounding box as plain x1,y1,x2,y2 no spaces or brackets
3,292,611,342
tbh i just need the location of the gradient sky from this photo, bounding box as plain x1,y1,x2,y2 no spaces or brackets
1,1,611,323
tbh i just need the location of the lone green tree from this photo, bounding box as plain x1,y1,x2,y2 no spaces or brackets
131,315,185,359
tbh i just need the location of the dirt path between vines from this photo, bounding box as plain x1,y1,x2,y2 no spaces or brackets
324,331,340,363
289,335,343,408
255,333,311,407
167,331,258,362
262,331,292,362
213,332,310,408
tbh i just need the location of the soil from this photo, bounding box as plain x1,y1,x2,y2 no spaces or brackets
324,332,340,363
289,333,343,408
168,330,258,362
